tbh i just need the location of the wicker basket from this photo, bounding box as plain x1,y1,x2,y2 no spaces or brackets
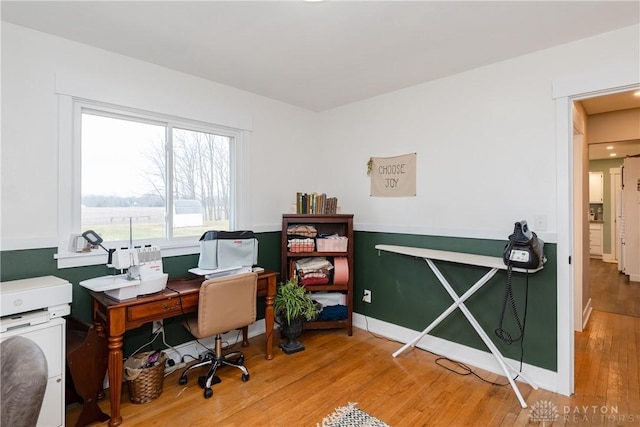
288,238,315,253
123,351,167,404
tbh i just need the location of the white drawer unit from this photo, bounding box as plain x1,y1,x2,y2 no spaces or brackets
589,222,603,256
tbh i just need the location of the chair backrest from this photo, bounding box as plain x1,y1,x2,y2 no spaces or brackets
190,272,258,339
1,336,48,427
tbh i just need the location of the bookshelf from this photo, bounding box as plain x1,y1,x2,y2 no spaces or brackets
281,214,353,335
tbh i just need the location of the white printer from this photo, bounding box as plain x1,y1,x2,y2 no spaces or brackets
1,275,72,332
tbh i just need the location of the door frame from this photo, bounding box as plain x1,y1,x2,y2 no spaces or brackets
553,62,639,396
610,167,622,264
571,107,589,334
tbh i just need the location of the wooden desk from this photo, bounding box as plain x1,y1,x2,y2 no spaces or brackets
89,271,277,427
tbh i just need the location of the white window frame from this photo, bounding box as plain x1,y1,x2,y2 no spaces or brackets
55,96,252,268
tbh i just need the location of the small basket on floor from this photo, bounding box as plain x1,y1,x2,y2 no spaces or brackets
123,351,167,404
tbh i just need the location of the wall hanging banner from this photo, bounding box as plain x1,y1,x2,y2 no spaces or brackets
369,153,417,197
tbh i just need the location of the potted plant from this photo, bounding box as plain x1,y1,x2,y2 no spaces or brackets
273,278,319,354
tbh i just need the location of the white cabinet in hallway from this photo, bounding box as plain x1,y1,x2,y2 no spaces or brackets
589,222,603,257
589,171,604,203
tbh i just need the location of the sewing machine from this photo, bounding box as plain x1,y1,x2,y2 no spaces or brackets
79,246,168,301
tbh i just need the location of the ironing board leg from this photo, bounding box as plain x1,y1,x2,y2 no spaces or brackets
425,258,538,408
453,294,537,408
392,258,538,409
392,266,498,358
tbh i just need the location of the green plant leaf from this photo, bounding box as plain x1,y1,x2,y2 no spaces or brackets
274,278,319,323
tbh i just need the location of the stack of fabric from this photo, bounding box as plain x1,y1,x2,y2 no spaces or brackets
286,225,317,238
295,257,333,285
287,224,318,253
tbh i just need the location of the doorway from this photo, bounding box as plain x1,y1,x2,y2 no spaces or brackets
566,88,640,400
553,66,639,397
575,91,640,322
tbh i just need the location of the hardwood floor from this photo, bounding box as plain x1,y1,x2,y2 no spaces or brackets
66,312,640,426
589,258,639,318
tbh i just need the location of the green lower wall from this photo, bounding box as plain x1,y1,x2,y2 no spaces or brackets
0,230,557,371
352,232,557,371
0,232,281,356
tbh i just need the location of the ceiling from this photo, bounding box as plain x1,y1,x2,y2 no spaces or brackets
2,1,639,112
581,90,640,115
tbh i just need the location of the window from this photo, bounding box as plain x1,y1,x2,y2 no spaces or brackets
81,111,232,242
56,98,251,268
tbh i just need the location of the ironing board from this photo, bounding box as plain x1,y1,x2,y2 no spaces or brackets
375,244,541,408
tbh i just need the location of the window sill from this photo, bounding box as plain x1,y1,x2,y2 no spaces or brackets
55,241,200,269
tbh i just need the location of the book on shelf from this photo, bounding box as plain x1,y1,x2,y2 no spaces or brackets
296,192,338,214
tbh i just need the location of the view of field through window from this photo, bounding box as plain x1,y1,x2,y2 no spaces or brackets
81,112,230,243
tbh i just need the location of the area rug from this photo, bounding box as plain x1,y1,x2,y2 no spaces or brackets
319,402,390,427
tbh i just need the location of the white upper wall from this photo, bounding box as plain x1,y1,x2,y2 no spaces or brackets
1,22,317,249
1,22,639,250
316,25,640,241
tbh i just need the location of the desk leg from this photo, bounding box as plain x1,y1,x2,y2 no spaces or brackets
107,335,124,427
264,276,276,360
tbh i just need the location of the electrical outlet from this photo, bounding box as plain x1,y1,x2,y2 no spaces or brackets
533,215,547,232
363,289,372,303
152,319,163,334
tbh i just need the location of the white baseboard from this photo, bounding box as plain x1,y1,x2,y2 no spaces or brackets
352,313,560,395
